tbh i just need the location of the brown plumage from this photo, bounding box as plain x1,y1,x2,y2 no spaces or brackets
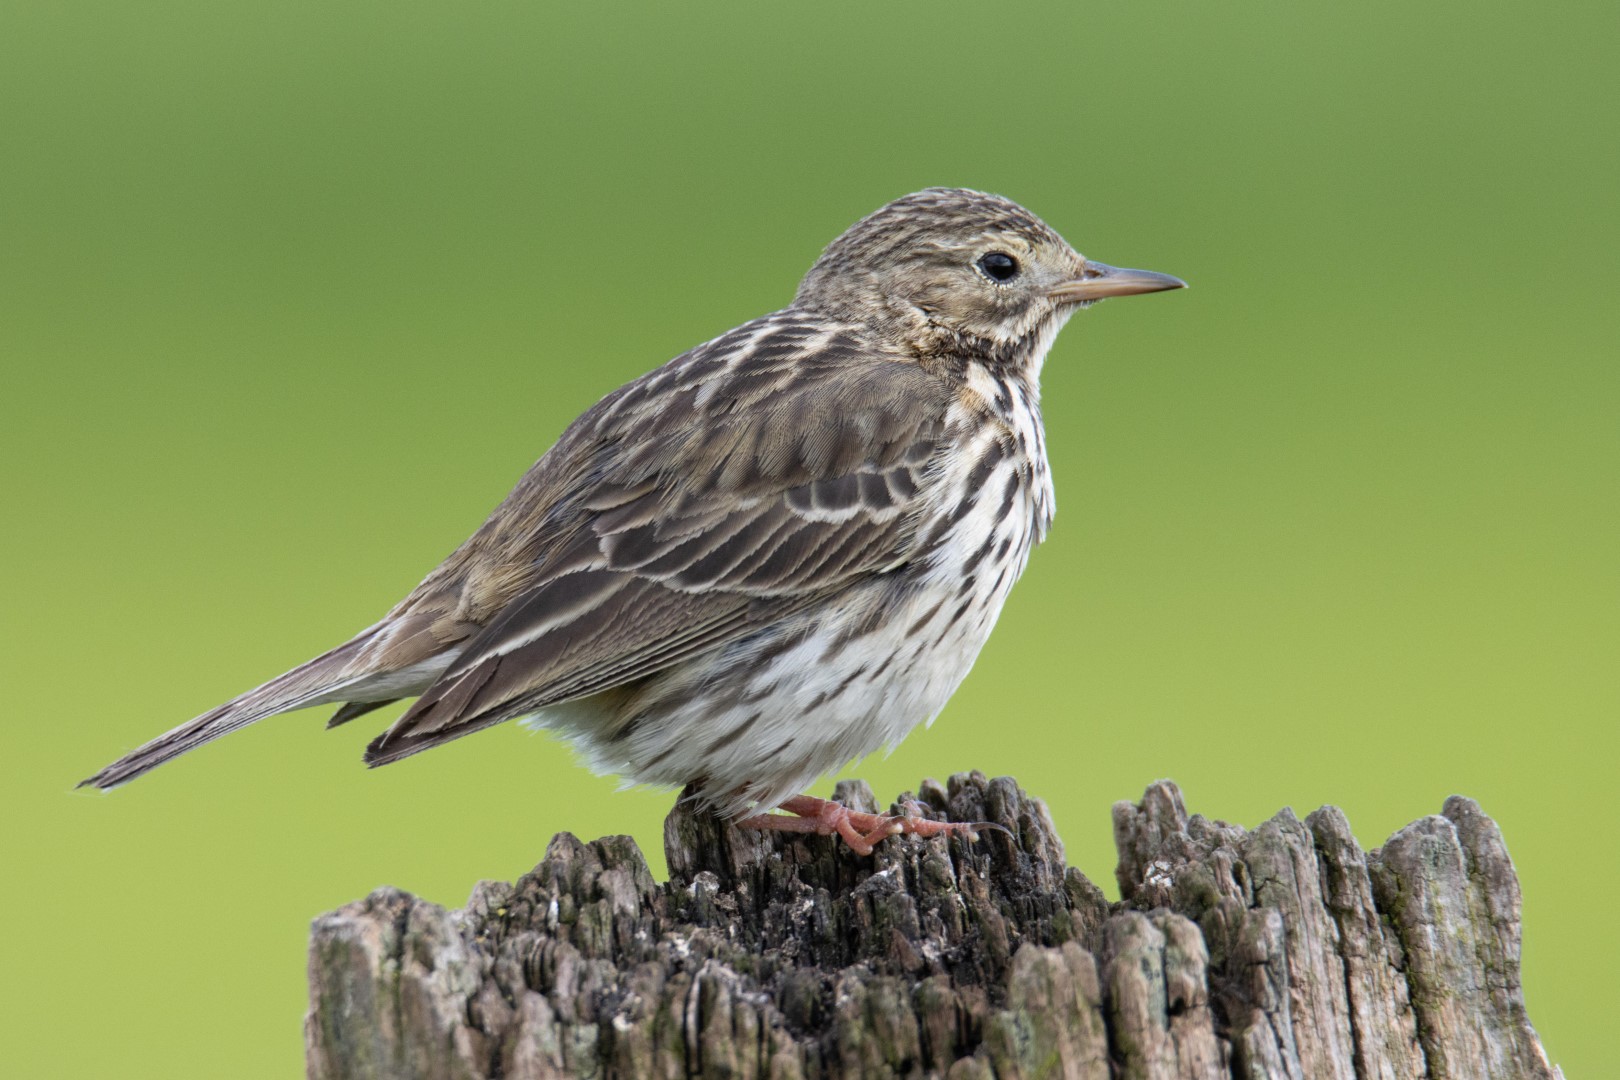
80,188,1183,849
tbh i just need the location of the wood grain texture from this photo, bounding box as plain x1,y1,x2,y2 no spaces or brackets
306,776,1558,1079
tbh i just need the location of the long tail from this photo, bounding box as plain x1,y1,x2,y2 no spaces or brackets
79,634,380,790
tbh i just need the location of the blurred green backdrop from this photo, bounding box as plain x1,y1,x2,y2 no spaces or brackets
3,2,1614,1075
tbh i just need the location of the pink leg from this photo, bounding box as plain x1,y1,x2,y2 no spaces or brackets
737,794,999,856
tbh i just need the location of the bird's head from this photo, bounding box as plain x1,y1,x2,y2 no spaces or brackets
796,187,1184,368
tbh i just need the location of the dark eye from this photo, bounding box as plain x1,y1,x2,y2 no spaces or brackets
977,252,1019,282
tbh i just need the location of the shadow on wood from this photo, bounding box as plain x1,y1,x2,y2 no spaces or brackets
305,775,1558,1079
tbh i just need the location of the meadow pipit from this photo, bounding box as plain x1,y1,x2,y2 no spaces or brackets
82,188,1184,853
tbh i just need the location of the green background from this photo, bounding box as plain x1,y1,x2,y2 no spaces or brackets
3,2,1614,1075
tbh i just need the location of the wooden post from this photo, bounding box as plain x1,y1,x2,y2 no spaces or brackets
305,774,1558,1079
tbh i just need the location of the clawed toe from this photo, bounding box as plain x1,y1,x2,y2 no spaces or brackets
737,793,1006,856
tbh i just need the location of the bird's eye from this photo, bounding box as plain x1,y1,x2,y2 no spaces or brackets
977,252,1020,283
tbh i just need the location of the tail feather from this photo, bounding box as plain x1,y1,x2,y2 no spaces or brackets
78,637,374,790
327,698,400,729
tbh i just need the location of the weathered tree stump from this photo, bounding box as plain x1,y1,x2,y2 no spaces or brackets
305,775,1558,1079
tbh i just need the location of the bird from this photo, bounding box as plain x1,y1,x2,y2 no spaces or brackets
80,188,1184,853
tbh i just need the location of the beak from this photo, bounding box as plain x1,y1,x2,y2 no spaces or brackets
1048,262,1187,304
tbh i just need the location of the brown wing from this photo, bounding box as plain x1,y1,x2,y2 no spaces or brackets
364,316,953,765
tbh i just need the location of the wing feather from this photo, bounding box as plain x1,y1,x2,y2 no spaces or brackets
365,316,955,766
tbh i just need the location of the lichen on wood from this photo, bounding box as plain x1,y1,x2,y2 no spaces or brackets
306,774,1557,1079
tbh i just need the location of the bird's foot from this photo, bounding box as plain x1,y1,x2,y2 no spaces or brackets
736,793,1002,856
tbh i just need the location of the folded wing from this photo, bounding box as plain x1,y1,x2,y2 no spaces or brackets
366,331,953,766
